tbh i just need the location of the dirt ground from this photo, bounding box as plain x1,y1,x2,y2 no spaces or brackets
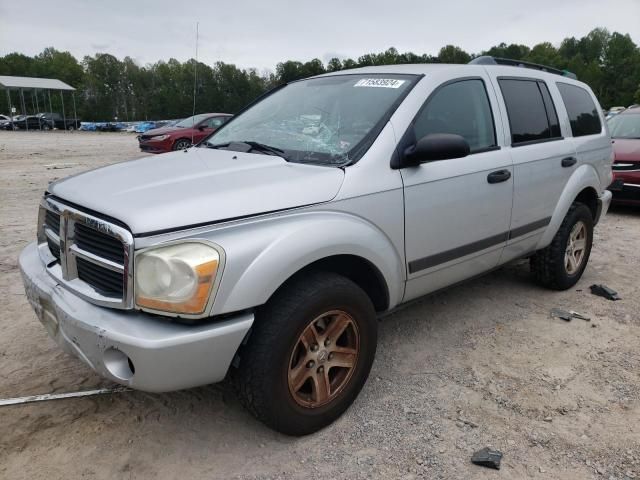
0,131,638,480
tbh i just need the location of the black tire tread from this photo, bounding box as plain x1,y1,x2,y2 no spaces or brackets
530,202,593,290
232,272,375,433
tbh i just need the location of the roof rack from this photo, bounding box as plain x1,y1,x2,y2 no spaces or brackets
469,56,577,80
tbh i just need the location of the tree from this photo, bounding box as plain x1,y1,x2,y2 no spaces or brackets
1,27,638,120
437,45,471,64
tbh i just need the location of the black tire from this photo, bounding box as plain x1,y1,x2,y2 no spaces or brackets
173,138,191,150
530,202,593,290
233,272,377,436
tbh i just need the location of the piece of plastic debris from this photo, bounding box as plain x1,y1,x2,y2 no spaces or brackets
551,308,573,321
550,308,591,322
471,447,503,470
44,163,79,170
590,284,620,301
569,311,590,321
0,386,131,406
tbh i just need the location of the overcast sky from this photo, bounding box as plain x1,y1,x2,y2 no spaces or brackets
1,0,639,71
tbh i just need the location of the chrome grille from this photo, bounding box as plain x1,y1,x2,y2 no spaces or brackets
76,257,124,296
74,222,125,264
37,197,134,309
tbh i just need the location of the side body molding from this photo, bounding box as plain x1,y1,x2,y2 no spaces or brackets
536,164,602,250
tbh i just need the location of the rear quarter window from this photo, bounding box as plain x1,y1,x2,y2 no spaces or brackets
499,79,562,145
556,83,602,137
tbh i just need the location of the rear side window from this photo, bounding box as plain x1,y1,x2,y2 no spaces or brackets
499,79,562,145
556,83,602,137
413,79,496,153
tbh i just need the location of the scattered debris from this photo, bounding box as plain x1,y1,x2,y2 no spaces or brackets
471,447,503,470
0,386,131,407
457,416,479,428
590,284,620,301
550,308,591,322
44,163,78,170
551,308,572,322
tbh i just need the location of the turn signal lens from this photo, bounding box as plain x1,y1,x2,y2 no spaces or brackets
135,242,220,315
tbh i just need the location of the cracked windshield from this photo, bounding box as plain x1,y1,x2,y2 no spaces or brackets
202,74,415,165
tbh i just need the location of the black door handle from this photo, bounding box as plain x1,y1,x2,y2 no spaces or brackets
561,156,577,167
487,169,511,184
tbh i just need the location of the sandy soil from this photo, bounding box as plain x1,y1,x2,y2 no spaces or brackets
0,131,639,480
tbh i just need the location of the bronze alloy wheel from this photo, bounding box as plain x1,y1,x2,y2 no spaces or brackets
565,220,587,275
288,310,360,408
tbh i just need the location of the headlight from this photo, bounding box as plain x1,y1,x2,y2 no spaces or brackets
151,134,169,141
135,241,222,316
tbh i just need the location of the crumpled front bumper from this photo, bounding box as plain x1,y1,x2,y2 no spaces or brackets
19,242,253,392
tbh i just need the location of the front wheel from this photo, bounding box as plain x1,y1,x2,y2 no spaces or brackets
173,138,192,150
233,272,377,435
530,202,593,290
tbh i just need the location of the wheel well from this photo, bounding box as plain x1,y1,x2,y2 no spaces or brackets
173,138,191,148
574,187,598,220
274,255,390,312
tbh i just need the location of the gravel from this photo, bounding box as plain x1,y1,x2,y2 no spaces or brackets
0,131,639,479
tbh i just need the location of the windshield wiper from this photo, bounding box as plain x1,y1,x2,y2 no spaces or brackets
241,141,286,156
204,141,287,158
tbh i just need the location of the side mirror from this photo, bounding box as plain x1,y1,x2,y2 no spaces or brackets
401,133,470,167
197,125,206,131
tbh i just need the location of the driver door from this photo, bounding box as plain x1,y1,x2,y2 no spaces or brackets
401,77,514,301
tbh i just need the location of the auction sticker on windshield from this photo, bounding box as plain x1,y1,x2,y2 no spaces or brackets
354,78,406,88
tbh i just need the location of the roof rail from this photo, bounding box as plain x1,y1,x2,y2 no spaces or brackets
469,56,577,80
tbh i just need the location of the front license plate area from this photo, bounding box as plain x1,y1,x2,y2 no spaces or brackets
24,283,59,337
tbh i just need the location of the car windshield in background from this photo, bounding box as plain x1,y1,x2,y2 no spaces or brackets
202,74,417,165
175,114,211,128
608,113,640,139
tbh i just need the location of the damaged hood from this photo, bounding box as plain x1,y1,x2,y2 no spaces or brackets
48,147,344,235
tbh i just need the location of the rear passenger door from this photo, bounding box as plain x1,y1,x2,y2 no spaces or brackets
555,82,609,189
401,77,514,302
490,76,577,262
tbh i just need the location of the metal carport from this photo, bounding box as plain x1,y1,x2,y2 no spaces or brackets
0,75,77,131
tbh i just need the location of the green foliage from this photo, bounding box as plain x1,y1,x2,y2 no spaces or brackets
438,45,471,64
0,28,638,120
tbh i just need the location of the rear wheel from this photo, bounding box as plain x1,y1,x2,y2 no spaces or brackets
530,203,593,290
173,138,191,150
233,272,377,435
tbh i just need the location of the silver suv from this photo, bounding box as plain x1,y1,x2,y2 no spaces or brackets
20,58,613,435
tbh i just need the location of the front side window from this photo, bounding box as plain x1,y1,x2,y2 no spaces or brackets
206,117,225,128
499,79,562,145
412,79,496,153
557,83,602,137
202,74,417,165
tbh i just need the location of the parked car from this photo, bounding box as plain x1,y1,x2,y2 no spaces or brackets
20,59,612,436
0,115,15,130
79,122,97,131
134,121,158,133
607,106,640,205
11,115,48,130
38,112,81,130
137,113,231,153
96,122,126,132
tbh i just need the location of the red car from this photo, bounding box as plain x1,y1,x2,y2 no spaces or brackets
608,106,640,205
137,113,232,153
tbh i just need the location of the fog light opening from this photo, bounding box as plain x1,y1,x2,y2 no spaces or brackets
103,348,135,381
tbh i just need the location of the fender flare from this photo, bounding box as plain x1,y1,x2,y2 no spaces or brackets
213,211,405,315
536,164,601,249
